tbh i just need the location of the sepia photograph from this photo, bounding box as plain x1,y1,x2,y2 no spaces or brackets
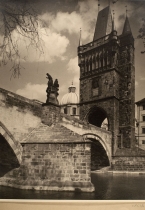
0,0,145,203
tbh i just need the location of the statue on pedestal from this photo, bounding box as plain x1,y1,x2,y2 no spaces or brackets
46,73,59,105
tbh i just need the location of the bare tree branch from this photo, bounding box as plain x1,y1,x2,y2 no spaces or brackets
0,0,44,77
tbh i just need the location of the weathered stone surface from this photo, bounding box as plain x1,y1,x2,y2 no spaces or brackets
112,156,145,171
0,143,94,192
22,123,83,143
0,88,42,142
41,103,60,126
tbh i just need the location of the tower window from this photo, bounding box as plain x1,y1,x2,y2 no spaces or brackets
92,78,99,96
143,116,145,121
142,140,145,144
92,78,99,89
143,105,145,110
142,128,145,134
72,107,76,115
100,53,103,67
64,108,67,114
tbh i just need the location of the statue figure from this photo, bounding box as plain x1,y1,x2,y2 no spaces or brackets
53,79,59,96
46,73,59,104
46,73,53,90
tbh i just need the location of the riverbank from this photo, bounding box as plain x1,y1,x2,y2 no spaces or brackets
92,170,145,174
1,173,145,199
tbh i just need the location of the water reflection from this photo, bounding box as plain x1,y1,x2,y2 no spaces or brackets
1,173,145,200
91,172,145,200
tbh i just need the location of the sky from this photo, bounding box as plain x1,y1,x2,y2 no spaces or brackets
0,0,145,104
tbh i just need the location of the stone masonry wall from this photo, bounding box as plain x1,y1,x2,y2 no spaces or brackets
0,88,42,142
41,104,60,126
112,156,145,171
80,70,120,103
0,143,94,192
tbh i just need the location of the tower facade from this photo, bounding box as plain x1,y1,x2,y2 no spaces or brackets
78,6,135,154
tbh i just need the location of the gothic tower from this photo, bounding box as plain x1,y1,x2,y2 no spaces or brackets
78,6,135,155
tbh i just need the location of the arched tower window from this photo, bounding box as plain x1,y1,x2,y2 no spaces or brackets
72,107,76,115
100,53,103,68
85,59,89,73
96,54,99,69
89,58,92,72
92,56,95,70
104,51,107,67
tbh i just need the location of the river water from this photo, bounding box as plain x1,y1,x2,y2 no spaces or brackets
0,172,145,200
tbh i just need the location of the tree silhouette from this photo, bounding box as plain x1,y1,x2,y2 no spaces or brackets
0,0,43,77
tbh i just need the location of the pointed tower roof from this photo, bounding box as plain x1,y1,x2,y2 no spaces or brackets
93,6,113,41
122,16,132,35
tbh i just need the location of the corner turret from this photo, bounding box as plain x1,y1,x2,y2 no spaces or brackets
122,16,132,35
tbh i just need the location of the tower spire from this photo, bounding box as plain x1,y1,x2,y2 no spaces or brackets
93,6,112,41
122,12,132,35
125,5,128,17
79,28,82,46
112,9,115,31
98,0,100,12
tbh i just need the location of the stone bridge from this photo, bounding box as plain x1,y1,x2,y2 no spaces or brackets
0,88,112,192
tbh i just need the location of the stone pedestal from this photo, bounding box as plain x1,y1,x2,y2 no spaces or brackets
41,103,61,126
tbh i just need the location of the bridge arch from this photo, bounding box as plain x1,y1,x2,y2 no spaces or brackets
0,121,22,165
86,106,109,130
83,133,111,170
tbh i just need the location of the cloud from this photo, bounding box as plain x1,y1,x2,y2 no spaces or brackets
39,28,69,63
50,12,82,34
41,11,90,40
40,0,99,41
66,56,80,92
135,81,139,86
73,75,80,96
140,77,145,81
113,2,134,33
67,57,79,73
9,25,69,63
66,56,80,97
16,83,47,102
39,0,137,43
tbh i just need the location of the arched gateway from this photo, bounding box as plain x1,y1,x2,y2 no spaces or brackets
87,106,109,130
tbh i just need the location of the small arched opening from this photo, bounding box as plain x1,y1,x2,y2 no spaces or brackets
0,134,20,177
89,138,110,171
87,106,109,130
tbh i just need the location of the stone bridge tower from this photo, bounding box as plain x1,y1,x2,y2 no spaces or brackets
78,6,135,155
